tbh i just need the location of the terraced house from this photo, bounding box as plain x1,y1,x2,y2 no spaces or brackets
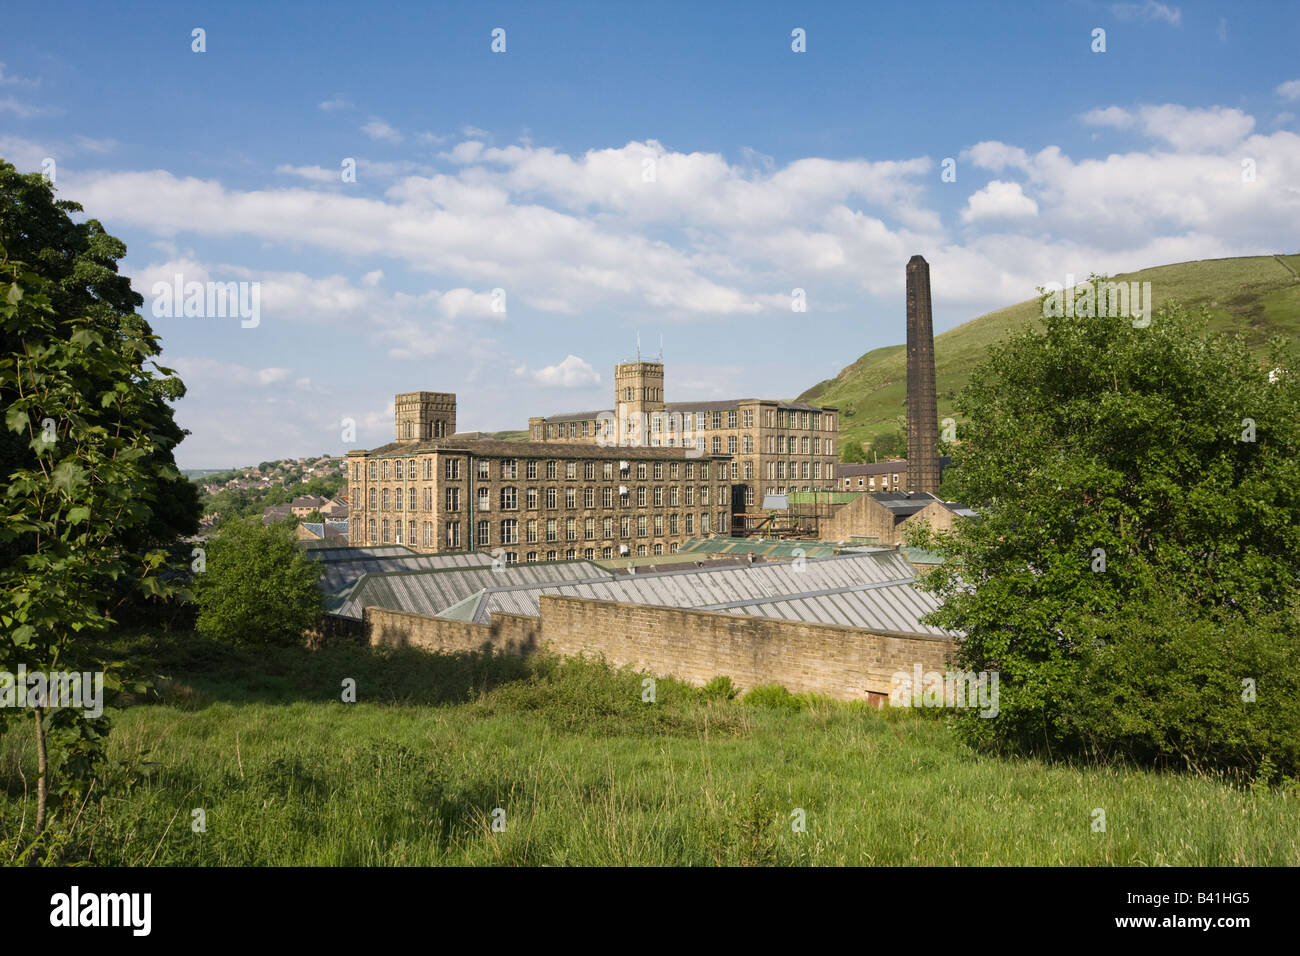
527,359,840,517
348,392,733,562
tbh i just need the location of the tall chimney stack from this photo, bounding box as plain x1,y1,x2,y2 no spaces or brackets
905,255,940,494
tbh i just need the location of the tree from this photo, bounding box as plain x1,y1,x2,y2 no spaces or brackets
912,291,1300,776
192,518,324,647
840,439,866,464
870,429,906,460
1,245,180,857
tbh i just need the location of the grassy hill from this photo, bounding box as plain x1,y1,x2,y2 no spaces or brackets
800,254,1300,451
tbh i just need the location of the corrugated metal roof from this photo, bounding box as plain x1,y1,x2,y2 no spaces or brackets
315,551,496,594
446,551,953,636
329,560,615,619
305,544,420,561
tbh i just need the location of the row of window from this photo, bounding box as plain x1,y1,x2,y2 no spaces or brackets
539,407,836,439
767,460,832,480
365,484,730,513
363,516,725,548
359,457,716,483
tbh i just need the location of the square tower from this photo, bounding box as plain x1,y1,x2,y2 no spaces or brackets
614,361,665,444
395,391,457,442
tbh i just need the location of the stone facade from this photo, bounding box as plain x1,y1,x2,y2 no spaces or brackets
347,435,733,561
359,595,953,702
527,360,840,522
905,256,941,495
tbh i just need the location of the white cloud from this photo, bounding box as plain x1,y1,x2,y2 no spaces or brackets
963,141,1033,173
1277,79,1300,102
1082,104,1254,151
1080,106,1137,130
1111,1,1182,25
0,97,50,119
275,163,337,183
318,95,353,111
528,355,601,388
361,118,403,143
462,125,491,139
362,269,384,287
0,63,39,87
961,181,1039,223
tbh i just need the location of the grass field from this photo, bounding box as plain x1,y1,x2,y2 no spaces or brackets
801,254,1300,450
2,635,1295,866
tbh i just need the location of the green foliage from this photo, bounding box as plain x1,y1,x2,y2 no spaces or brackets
700,675,739,701
741,683,806,711
839,439,866,464
192,518,324,647
870,428,907,460
912,289,1300,775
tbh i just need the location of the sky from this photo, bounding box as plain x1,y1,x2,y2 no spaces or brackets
3,0,1298,468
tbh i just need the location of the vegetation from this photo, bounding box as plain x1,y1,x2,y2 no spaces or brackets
192,519,324,647
0,161,195,857
1,636,1294,866
802,255,1300,448
911,290,1300,778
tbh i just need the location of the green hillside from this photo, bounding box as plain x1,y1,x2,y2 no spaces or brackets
800,255,1300,451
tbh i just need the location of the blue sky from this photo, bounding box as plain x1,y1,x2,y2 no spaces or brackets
4,0,1298,467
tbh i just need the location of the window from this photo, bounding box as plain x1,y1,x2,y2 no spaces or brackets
566,488,576,509
728,436,737,455
368,519,376,543
424,487,433,510
502,458,518,479
584,461,595,479
670,542,678,554
603,462,613,479
501,519,518,544
568,423,576,438
527,460,538,479
743,461,752,479
477,487,490,512
584,487,595,508
584,517,595,540
685,513,694,533
727,410,737,428
653,514,663,534
445,458,461,479
382,488,390,511
637,516,647,537
408,521,416,543
742,409,753,428
527,519,538,543
565,518,577,541
446,521,461,548
701,513,710,534
669,513,679,534
527,551,538,563
369,461,377,480
584,548,594,560
653,462,663,480
546,460,557,479
546,519,557,542
685,486,694,506
601,547,613,559
669,486,679,506
424,459,433,480
565,548,576,560
368,489,377,511
382,519,390,543
802,436,810,454
603,517,614,537
505,552,518,565
395,487,402,511
620,516,631,538
701,463,710,479
527,487,539,509
352,462,360,482
565,461,576,479
653,544,663,556
546,487,558,509
395,460,403,481
547,550,557,562
381,460,390,480
712,411,722,429
445,487,460,511
637,463,647,479
477,459,490,479
637,487,647,507
602,487,614,508
637,545,647,557
686,462,695,479
500,487,518,510
477,520,490,546
730,462,738,480
827,439,834,455
653,486,663,506
743,436,752,454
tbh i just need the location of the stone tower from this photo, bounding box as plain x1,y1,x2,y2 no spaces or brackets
905,256,940,494
394,391,457,442
614,361,664,445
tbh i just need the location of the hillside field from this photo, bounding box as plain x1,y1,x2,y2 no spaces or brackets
1,635,1294,866
801,255,1300,450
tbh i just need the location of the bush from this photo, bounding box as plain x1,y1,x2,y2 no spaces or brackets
741,684,805,712
700,675,739,701
192,518,323,646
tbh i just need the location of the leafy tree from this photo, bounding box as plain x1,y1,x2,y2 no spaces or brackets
192,518,323,647
870,429,907,460
1,248,180,857
840,439,866,464
912,291,1300,776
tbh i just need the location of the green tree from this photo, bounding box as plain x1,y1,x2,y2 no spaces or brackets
840,439,866,464
912,290,1300,775
192,518,324,647
870,429,907,460
1,247,181,856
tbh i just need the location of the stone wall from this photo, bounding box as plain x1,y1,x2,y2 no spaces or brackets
355,596,952,702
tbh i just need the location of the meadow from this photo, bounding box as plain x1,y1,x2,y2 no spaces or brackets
2,633,1295,866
